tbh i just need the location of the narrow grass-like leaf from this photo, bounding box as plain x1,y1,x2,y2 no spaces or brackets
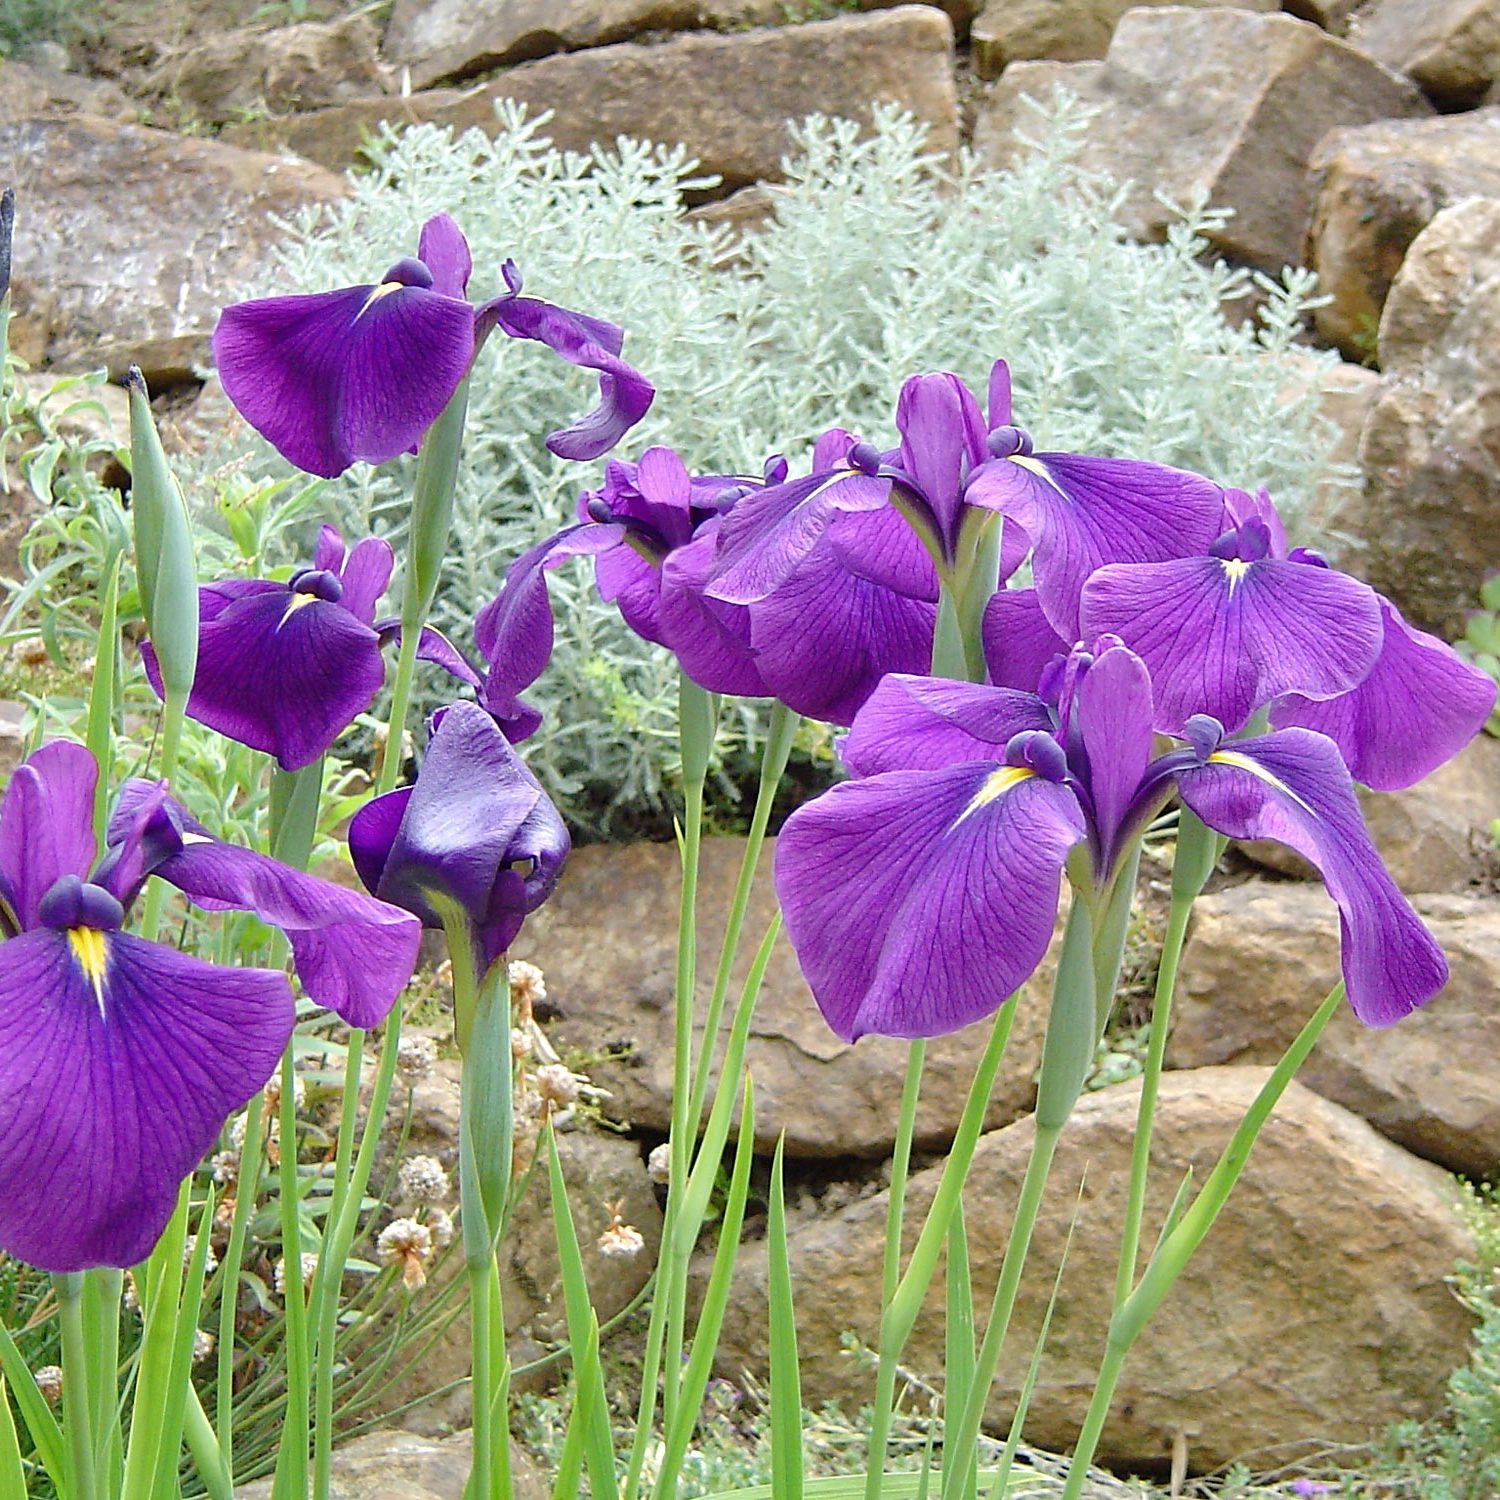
0,1317,67,1493
652,1079,756,1500
766,1135,802,1500
546,1126,617,1499
152,1189,217,1499
0,1373,28,1500
944,1200,975,1500
1145,1168,1195,1273
549,1314,600,1500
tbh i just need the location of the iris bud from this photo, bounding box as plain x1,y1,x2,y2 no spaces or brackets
586,495,615,524
380,256,435,289
1182,714,1225,763
37,875,125,933
986,425,1033,459
848,441,883,475
1004,729,1068,783
289,568,344,603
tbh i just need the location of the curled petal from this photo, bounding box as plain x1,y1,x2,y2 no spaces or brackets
966,453,1224,638
1081,554,1383,736
775,763,1086,1041
840,675,1052,777
1272,596,1498,791
658,530,769,698
1177,729,1448,1025
982,588,1070,693
143,587,386,771
0,740,97,933
0,929,292,1271
417,213,472,299
490,296,654,461
213,284,477,478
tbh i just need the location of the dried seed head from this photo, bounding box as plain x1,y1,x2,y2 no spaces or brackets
597,1200,644,1259
508,960,546,1013
435,958,453,988
214,1195,237,1230
378,1217,433,1291
34,1366,62,1404
534,1063,580,1108
211,1150,238,1186
396,1035,438,1085
274,1252,319,1297
122,1272,140,1313
184,1234,218,1278
192,1329,216,1363
646,1143,672,1186
511,1029,534,1061
11,638,49,670
396,1154,449,1205
427,1208,455,1249
262,1067,305,1117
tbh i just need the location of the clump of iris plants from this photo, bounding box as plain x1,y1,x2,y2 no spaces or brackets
0,109,1493,1500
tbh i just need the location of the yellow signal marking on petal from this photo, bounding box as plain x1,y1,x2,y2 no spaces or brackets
279,591,319,629
356,280,404,320
1206,750,1317,817
1008,453,1067,497
1221,557,1252,595
67,927,108,1018
952,765,1034,829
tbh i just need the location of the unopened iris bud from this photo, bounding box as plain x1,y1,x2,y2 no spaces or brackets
1005,729,1068,783
380,256,434,289
762,454,789,486
848,441,883,475
986,425,1033,459
1182,713,1225,763
586,495,615,523
36,875,124,932
287,567,345,603
0,187,13,306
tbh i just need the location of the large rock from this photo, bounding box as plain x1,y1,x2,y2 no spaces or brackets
0,60,134,124
1358,197,1500,636
236,1428,547,1499
1243,732,1500,893
1306,110,1500,359
714,1068,1474,1471
512,837,1055,1157
1349,0,1500,108
228,7,960,189
970,8,1429,273
1284,0,1363,33
0,117,347,382
147,14,388,124
969,0,1275,81
1171,883,1500,1176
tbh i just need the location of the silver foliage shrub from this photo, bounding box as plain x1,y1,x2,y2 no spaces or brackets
220,93,1347,834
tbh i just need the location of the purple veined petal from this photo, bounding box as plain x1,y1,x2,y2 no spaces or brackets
475,682,544,745
131,799,421,1029
1177,728,1447,1025
144,587,387,772
1222,486,1288,560
827,505,940,602
351,702,569,972
0,741,98,933
657,530,769,698
1272,595,1498,791
998,515,1032,584
966,452,1224,639
337,536,395,624
417,213,472,299
812,427,858,470
213,283,478,479
1074,638,1154,873
374,618,485,692
895,372,988,554
988,359,1013,428
313,524,346,574
774,761,1086,1041
0,928,293,1271
748,541,937,726
709,470,892,604
473,523,624,689
490,296,654,461
840,674,1053,777
982,588,1070,693
1081,554,1383,736
596,544,669,648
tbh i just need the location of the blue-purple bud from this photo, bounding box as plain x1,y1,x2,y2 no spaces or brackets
1289,546,1331,570
847,441,883,476
289,568,344,603
762,455,789,486
714,484,751,514
986,426,1034,459
0,188,13,304
1182,714,1225,763
1004,730,1068,782
586,495,615,524
381,257,435,290
1208,517,1272,563
38,875,125,933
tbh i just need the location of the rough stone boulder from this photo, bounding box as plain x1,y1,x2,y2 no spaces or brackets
512,837,1054,1157
970,8,1429,272
1171,883,1500,1176
228,7,959,188
969,0,1274,81
1242,731,1500,893
0,60,134,125
0,117,347,382
1284,0,1362,32
714,1068,1474,1472
1349,0,1500,108
1358,197,1500,636
1306,109,1500,359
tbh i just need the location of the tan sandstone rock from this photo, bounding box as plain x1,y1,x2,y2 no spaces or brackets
1349,0,1500,108
0,60,135,124
0,117,347,381
1307,109,1500,360
970,8,1429,273
228,7,960,189
969,0,1275,81
1358,197,1500,636
1171,884,1500,1177
511,837,1055,1157
714,1068,1474,1471
1283,0,1363,33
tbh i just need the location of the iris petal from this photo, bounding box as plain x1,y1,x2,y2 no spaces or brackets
658,530,769,698
0,740,97,932
0,929,292,1271
982,588,1070,693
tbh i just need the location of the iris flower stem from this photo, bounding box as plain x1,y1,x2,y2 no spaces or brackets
217,1087,267,1470
862,1038,927,1500
55,1274,96,1500
137,693,186,944
1060,982,1344,1499
686,700,798,1134
83,1269,123,1489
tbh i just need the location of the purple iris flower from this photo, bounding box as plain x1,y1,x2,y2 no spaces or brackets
213,213,654,478
0,740,421,1271
473,436,937,728
775,639,1447,1043
349,702,569,976
1079,487,1497,788
142,524,399,772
